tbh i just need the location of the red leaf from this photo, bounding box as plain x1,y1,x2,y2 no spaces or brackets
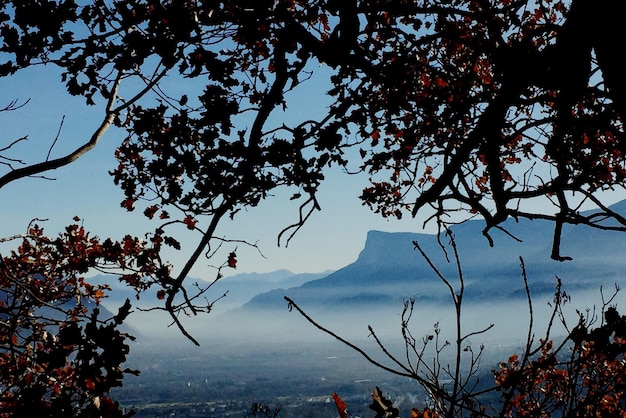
143,205,158,219
121,198,135,211
157,289,166,300
332,392,348,418
183,215,197,230
85,378,96,390
227,252,237,268
94,289,105,302
434,77,448,87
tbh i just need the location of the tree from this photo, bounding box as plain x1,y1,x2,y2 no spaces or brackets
2,0,626,415
294,233,626,417
0,220,152,417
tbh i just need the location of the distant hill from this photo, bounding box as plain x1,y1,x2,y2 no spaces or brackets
240,200,626,312
0,286,138,338
90,269,333,313
196,269,333,311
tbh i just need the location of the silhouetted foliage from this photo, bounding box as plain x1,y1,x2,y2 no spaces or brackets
244,402,282,418
2,1,626,302
495,303,626,417
0,221,149,417
2,0,626,416
370,386,401,418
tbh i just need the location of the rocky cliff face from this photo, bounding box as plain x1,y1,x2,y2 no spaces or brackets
242,200,626,311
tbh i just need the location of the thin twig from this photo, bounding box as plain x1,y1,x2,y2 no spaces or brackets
46,115,65,161
284,296,422,381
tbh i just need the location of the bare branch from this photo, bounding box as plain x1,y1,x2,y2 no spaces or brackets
277,193,321,247
45,115,65,162
0,98,30,112
0,136,28,155
284,296,421,381
0,72,123,189
367,324,415,376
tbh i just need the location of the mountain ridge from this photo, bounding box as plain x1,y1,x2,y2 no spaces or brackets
240,200,626,311
91,268,333,313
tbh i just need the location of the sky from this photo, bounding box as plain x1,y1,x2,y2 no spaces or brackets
3,56,626,284
0,64,438,280
4,16,626,356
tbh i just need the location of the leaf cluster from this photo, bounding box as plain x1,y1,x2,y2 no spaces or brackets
0,221,154,417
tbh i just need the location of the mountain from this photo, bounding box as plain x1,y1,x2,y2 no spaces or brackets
0,286,138,338
240,200,626,312
196,269,333,311
90,269,333,313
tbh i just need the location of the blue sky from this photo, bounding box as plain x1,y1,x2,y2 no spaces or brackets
4,61,626,282
0,64,436,280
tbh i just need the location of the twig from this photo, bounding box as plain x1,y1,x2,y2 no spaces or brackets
46,115,65,161
284,296,424,381
0,71,123,189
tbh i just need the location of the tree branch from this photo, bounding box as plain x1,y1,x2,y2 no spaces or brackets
0,71,123,189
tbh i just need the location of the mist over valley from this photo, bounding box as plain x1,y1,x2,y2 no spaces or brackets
96,201,626,417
